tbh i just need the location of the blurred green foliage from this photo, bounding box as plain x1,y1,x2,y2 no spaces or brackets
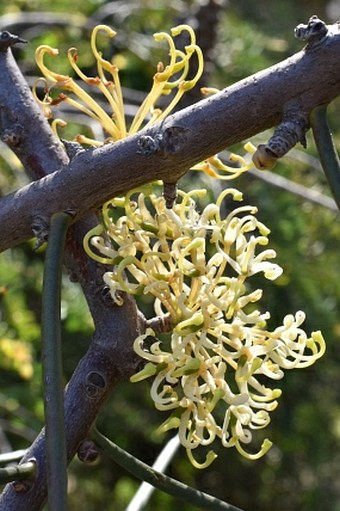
0,1,340,510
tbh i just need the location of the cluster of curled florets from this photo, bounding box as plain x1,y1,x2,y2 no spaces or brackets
34,24,203,145
36,23,326,468
84,183,325,467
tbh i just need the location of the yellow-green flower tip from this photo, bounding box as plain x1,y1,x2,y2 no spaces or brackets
130,362,157,382
157,416,181,435
172,358,201,377
93,24,116,39
310,330,326,355
175,312,204,335
186,448,218,469
236,438,273,460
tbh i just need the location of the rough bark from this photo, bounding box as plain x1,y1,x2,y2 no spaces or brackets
1,21,340,251
0,293,141,510
0,16,340,511
0,32,142,511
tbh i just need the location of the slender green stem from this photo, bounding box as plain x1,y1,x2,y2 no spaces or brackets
0,461,36,484
310,104,340,212
41,211,72,511
91,428,244,511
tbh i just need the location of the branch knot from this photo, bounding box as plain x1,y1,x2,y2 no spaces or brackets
294,15,328,46
137,126,189,158
0,31,27,51
85,371,106,399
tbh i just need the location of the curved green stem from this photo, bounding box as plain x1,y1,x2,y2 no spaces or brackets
310,104,340,211
91,428,244,511
41,211,72,511
0,462,36,484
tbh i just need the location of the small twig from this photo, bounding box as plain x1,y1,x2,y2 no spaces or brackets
0,462,36,485
41,211,72,511
310,104,340,211
91,428,244,511
248,167,338,212
252,110,308,170
0,30,26,51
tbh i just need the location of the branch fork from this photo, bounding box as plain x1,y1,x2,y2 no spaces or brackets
0,15,340,510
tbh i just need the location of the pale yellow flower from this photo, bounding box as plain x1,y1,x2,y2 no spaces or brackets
34,24,258,182
34,24,203,144
84,183,325,467
191,142,256,180
35,24,325,468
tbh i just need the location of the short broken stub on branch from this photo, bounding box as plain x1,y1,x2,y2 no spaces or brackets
0,30,27,51
252,15,340,171
294,14,332,46
252,111,309,170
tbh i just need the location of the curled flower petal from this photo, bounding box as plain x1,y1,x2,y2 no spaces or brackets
36,24,204,142
186,448,218,469
91,183,325,466
235,438,273,460
34,24,324,467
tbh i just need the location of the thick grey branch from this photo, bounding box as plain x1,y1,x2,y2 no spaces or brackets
1,20,340,251
0,16,340,511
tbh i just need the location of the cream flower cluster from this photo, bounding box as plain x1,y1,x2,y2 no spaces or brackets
34,24,203,145
34,21,325,467
84,183,325,467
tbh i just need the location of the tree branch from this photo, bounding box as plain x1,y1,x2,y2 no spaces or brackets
1,18,340,252
0,27,143,511
0,292,142,510
0,16,340,511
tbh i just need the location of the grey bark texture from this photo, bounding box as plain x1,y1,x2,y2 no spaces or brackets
0,16,339,511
